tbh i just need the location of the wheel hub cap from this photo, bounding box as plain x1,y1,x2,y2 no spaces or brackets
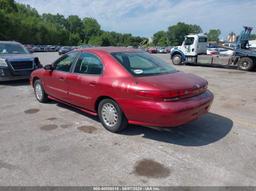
242,62,248,68
35,83,43,100
101,103,118,127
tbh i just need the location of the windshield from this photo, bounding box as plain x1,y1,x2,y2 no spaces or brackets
111,52,176,77
0,43,29,54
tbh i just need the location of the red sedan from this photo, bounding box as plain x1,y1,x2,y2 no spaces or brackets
31,47,214,132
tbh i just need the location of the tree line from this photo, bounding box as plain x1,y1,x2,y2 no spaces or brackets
152,22,222,46
1,0,255,47
152,22,256,47
0,0,148,46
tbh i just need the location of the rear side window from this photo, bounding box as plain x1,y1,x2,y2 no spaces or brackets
129,55,155,69
199,37,207,42
74,53,103,75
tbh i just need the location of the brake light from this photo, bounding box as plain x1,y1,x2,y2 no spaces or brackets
136,85,207,101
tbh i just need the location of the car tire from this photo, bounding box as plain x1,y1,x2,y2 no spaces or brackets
34,79,49,103
237,57,254,71
98,99,128,133
172,54,182,65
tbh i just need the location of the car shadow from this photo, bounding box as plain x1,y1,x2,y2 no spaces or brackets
121,112,233,146
185,63,256,71
0,79,30,86
185,62,236,69
55,102,100,122
50,101,233,147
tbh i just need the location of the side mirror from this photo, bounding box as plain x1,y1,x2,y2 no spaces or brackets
44,64,54,71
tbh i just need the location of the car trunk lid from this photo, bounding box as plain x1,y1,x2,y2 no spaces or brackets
135,71,208,101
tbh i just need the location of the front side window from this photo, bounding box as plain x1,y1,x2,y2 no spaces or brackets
74,53,103,75
54,51,79,72
184,37,194,45
111,52,176,77
0,43,29,54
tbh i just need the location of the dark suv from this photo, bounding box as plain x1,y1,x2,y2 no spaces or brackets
0,41,42,81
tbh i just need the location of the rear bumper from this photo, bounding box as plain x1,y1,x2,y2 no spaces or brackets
119,90,214,128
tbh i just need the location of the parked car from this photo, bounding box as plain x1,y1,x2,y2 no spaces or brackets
219,49,234,56
0,41,42,81
157,47,167,54
207,48,218,55
223,43,236,49
147,47,157,54
44,45,56,52
31,47,214,133
54,46,61,51
165,46,172,53
58,46,73,55
207,45,234,56
31,45,42,52
24,44,33,53
40,45,47,52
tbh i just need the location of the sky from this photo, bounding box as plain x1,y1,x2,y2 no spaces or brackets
16,0,256,38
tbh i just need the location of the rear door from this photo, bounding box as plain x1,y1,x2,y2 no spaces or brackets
43,52,79,102
67,52,103,111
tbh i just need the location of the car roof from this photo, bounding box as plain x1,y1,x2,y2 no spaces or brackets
0,41,21,44
78,47,142,54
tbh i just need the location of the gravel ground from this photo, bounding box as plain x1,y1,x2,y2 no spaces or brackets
0,52,255,186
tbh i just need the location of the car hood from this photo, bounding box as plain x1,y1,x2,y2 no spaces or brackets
135,71,207,91
0,54,35,61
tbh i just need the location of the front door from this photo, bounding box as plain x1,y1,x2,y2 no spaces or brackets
182,37,195,56
43,52,79,102
67,52,103,111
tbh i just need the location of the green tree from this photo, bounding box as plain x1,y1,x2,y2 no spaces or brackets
42,13,66,28
88,36,103,46
82,17,101,43
0,0,147,46
66,15,82,34
207,29,221,42
153,31,167,46
167,22,202,46
0,0,17,12
68,33,80,45
250,34,256,40
17,4,38,17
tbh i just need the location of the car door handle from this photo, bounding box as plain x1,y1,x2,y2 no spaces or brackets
89,81,97,87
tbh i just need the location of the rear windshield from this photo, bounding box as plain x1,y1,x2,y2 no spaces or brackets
0,43,29,54
111,52,176,77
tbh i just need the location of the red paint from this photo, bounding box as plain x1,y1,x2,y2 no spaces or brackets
31,47,214,128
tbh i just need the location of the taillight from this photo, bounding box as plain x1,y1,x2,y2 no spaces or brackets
136,85,207,102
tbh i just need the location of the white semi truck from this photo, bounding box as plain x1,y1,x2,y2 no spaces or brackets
170,34,208,65
170,27,256,71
